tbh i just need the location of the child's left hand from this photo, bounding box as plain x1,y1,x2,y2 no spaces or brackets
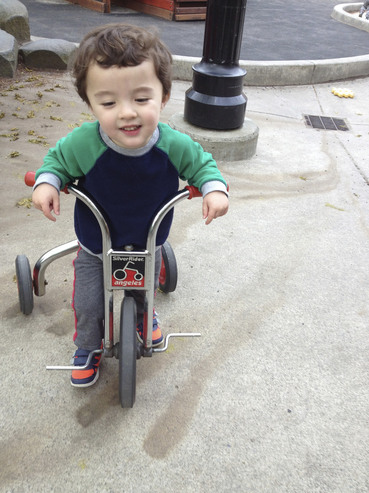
202,191,229,225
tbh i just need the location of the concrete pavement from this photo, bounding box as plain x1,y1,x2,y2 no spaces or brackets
1,0,369,491
1,64,369,490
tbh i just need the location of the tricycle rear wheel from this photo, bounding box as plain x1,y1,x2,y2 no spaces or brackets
159,241,178,293
119,297,137,408
15,255,34,315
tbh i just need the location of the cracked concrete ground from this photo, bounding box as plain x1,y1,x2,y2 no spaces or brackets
1,69,369,491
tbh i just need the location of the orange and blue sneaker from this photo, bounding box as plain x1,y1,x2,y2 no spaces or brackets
70,348,101,387
136,310,163,347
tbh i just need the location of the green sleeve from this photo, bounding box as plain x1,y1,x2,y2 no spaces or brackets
35,122,107,188
157,123,227,189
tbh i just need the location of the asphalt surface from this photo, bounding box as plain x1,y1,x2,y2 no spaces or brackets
21,0,369,60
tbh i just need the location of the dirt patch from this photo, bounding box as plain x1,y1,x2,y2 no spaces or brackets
0,65,92,178
0,65,93,221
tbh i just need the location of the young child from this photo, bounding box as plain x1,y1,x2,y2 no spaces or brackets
32,24,229,388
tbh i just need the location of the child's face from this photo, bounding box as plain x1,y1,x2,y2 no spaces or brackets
86,60,169,149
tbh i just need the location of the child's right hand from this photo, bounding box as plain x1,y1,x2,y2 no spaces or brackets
32,183,60,222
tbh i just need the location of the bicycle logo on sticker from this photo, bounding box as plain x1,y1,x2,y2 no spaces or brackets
111,256,145,288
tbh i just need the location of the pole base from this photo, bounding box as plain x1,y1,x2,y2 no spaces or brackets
169,112,259,161
184,62,247,130
185,89,247,130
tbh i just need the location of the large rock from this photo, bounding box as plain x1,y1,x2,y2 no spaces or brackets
0,0,30,43
19,38,77,70
0,29,18,78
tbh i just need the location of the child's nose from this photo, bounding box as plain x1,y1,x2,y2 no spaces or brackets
118,102,137,119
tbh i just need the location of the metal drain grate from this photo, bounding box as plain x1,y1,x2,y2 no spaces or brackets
304,115,349,131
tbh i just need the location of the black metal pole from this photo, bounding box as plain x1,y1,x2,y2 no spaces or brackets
184,0,248,130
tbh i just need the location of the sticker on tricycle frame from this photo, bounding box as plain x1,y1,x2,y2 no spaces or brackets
111,255,145,288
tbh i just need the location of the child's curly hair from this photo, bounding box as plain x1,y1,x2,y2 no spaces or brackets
73,23,172,104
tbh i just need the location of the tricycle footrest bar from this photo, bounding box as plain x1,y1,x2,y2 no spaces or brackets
152,332,201,353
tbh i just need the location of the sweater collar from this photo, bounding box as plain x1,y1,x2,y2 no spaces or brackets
99,125,160,157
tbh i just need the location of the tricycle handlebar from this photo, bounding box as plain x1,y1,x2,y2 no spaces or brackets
24,171,202,199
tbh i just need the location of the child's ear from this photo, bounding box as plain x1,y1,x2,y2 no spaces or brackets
161,93,170,110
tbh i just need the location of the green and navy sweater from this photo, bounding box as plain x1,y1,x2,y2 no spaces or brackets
35,121,227,254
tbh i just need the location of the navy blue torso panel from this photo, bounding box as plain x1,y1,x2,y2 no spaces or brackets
74,146,179,253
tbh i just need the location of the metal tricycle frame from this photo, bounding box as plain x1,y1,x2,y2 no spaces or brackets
18,172,202,407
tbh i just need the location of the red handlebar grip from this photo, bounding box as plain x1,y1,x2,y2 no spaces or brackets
24,170,70,194
185,185,202,199
25,171,36,187
185,184,229,199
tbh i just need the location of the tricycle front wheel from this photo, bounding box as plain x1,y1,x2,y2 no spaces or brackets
119,297,137,408
15,255,34,315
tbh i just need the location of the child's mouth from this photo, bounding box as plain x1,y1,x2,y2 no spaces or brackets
121,125,141,134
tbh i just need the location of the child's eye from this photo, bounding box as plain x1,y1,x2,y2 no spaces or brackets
102,101,115,107
136,98,149,103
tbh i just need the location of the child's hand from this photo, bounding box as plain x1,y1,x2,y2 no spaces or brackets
32,183,60,222
202,191,229,225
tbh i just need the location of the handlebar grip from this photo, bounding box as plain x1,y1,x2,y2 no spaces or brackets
24,171,70,194
25,171,36,187
185,185,202,199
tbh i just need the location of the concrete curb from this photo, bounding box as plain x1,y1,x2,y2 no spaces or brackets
172,54,369,86
332,2,369,33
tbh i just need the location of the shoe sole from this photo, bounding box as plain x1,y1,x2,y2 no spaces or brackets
70,368,99,388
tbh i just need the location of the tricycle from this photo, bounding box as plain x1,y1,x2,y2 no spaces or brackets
15,172,201,408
